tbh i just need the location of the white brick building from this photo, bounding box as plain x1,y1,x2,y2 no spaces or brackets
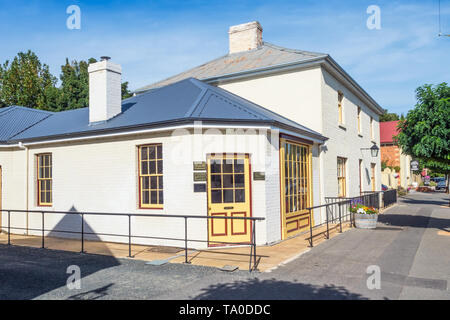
0,22,384,249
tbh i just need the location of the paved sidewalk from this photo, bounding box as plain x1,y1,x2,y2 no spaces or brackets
0,221,351,272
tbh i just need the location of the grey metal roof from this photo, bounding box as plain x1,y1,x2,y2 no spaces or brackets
0,106,53,143
136,42,327,92
9,78,326,143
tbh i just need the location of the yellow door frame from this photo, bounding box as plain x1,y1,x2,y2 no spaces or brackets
279,138,314,240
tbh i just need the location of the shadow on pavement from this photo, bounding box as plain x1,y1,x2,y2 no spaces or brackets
378,213,449,232
68,283,114,300
192,278,368,300
0,245,120,300
400,196,449,207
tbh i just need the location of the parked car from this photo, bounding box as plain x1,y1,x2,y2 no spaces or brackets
436,180,447,191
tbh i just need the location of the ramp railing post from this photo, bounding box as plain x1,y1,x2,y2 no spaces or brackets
252,219,256,272
339,201,342,233
309,208,313,247
128,215,132,258
326,205,330,239
81,213,85,253
184,217,190,264
41,211,45,249
7,210,10,245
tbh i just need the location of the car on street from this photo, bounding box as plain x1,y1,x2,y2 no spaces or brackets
435,180,447,191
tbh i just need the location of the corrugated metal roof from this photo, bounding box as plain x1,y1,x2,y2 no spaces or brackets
0,106,53,142
136,42,327,92
9,78,326,143
380,121,400,144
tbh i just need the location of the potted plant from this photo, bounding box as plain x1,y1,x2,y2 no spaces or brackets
350,203,379,229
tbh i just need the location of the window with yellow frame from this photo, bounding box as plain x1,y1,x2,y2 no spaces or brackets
337,157,347,197
37,154,52,206
338,92,344,124
138,144,163,209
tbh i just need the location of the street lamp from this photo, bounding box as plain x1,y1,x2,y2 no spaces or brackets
361,143,379,157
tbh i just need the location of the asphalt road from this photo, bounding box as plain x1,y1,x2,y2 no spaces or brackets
0,192,448,300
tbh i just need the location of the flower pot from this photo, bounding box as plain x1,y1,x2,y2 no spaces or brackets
354,213,378,229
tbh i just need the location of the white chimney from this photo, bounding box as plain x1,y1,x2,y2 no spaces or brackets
228,21,263,54
88,57,122,124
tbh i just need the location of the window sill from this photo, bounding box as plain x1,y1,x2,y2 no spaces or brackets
338,124,347,131
139,206,164,210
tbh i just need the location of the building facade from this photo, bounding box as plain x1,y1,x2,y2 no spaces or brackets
0,22,384,249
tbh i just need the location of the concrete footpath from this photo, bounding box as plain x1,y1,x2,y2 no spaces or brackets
0,192,448,299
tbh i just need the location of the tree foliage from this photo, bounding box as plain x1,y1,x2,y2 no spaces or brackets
0,50,58,111
395,83,450,174
0,51,133,112
380,112,399,122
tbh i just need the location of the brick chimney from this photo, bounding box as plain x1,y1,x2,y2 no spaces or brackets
228,21,263,54
88,56,122,124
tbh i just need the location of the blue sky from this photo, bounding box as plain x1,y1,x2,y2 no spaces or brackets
0,0,449,115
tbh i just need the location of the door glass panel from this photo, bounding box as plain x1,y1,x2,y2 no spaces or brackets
234,159,244,173
211,175,222,188
211,190,222,203
223,189,234,203
235,189,245,203
222,159,233,173
222,175,234,188
234,174,245,188
210,160,221,174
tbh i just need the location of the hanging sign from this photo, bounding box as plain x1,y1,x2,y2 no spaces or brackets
410,160,419,171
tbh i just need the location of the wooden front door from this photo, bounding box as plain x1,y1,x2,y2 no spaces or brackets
207,154,252,246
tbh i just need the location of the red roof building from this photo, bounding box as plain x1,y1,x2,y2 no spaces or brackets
380,121,400,167
380,121,400,144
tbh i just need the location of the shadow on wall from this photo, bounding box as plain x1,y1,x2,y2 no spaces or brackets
47,206,103,242
192,278,368,300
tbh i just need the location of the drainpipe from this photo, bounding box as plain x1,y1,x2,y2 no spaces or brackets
18,142,29,234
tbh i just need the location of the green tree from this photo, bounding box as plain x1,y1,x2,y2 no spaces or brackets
0,50,59,111
58,58,97,110
59,57,133,109
380,111,399,122
122,81,133,99
396,83,450,193
0,52,133,112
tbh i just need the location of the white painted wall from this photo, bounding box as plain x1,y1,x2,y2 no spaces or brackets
320,69,381,199
0,127,289,248
218,67,323,133
217,65,382,226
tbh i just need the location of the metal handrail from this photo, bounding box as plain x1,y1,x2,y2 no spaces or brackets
0,209,264,272
306,198,352,248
